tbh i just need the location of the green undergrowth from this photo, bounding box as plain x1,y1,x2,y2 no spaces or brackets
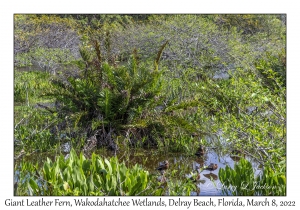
219,158,286,196
14,14,286,196
14,71,53,105
15,149,195,196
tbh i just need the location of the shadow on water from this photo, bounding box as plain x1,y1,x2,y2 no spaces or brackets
15,143,261,196
14,65,259,195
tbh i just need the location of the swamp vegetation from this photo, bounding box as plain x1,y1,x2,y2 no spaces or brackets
14,14,286,196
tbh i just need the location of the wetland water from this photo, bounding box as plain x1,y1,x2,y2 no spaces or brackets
16,146,260,196
112,148,260,196
14,67,260,196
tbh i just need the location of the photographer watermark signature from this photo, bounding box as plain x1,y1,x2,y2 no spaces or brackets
204,181,277,192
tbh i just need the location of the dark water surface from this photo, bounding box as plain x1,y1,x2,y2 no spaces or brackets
16,146,260,196
14,66,259,195
107,148,260,196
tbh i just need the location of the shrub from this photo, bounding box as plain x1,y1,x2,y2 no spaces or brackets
47,41,166,145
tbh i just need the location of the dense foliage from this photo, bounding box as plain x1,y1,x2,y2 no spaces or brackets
15,149,197,196
14,14,286,195
17,149,152,195
219,158,286,195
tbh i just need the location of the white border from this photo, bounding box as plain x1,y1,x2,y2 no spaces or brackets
1,1,298,209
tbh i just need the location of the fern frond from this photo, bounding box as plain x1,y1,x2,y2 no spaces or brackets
71,111,88,129
165,99,199,113
94,40,102,63
154,40,169,71
162,115,197,133
97,88,113,120
79,47,91,63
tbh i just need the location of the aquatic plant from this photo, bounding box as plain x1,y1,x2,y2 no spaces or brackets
219,158,286,195
17,149,154,196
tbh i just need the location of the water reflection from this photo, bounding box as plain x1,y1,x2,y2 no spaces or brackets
102,147,259,196
203,173,218,181
15,146,260,196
